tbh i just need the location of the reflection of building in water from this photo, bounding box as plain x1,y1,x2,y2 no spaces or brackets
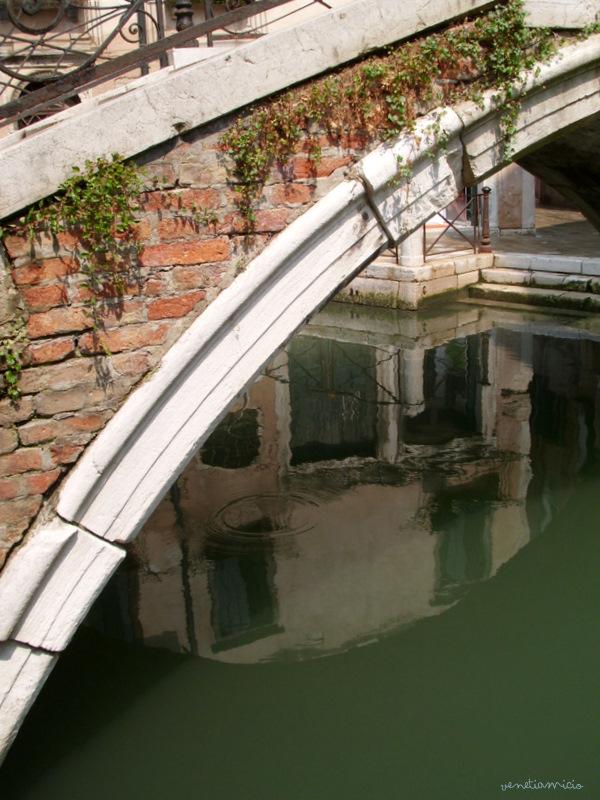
91,303,600,663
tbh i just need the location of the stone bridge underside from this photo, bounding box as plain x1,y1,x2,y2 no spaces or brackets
0,0,600,764
519,113,600,230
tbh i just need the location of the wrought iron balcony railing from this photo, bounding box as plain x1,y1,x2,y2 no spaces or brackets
0,0,328,129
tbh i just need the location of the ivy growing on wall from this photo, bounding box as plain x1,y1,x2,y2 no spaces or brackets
0,326,25,401
221,0,557,222
0,154,144,399
23,154,144,319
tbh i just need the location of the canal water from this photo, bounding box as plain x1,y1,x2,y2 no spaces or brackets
3,301,600,799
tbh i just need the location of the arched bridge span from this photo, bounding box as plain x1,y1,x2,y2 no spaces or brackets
1,21,600,763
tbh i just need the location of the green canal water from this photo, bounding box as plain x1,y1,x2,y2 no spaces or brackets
3,302,600,799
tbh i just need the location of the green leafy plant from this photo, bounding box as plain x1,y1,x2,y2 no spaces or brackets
221,0,559,222
22,154,145,326
579,20,600,38
0,154,146,396
395,155,413,182
0,319,27,401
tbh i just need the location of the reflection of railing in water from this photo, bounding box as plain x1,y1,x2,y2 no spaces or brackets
422,186,492,261
0,0,318,128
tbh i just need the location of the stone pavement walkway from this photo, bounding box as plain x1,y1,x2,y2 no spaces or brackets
424,207,600,260
492,208,600,258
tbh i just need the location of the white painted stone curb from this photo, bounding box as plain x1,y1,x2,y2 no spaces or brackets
0,641,56,758
494,253,600,275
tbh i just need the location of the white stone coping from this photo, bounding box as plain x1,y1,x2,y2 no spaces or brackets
474,282,600,308
0,0,494,220
483,266,599,287
364,253,492,281
493,253,600,275
0,641,56,760
525,0,600,29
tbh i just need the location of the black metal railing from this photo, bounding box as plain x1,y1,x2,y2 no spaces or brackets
0,0,327,129
423,186,492,260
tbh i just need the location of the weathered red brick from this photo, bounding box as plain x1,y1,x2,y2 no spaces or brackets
56,231,81,250
142,188,220,212
99,218,150,245
23,468,62,496
132,218,152,240
0,447,44,477
22,284,68,311
176,161,227,188
0,469,61,500
216,214,251,235
184,188,220,208
19,359,96,394
28,307,90,339
78,322,170,354
18,412,109,446
158,218,199,241
0,494,42,526
12,257,78,286
110,351,151,376
269,184,314,205
34,388,89,416
171,266,210,290
63,412,109,433
0,396,35,426
0,529,27,566
98,299,145,328
140,239,229,267
144,163,177,188
18,419,60,446
71,280,141,304
253,209,289,233
291,155,353,179
3,234,32,259
0,475,20,500
148,291,205,320
0,475,21,501
0,427,18,455
25,337,75,365
145,276,170,296
50,442,83,465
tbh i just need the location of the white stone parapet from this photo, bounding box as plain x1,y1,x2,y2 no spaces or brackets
525,0,599,29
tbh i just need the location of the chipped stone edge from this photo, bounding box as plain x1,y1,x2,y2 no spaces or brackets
0,517,125,765
0,641,57,765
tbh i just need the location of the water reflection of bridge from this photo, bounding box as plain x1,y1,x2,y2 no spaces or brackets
94,304,600,662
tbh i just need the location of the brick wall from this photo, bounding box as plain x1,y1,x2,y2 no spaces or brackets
0,118,371,565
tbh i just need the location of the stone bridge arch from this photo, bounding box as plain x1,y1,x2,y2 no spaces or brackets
1,27,600,762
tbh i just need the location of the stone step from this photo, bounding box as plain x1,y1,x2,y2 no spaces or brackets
481,268,600,293
469,283,600,312
493,253,600,276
